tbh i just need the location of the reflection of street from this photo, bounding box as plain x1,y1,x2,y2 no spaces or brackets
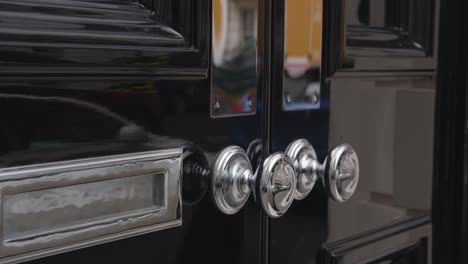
212,0,257,116
283,0,322,111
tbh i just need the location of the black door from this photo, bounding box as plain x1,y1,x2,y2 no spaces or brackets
268,0,436,263
0,0,439,264
0,0,267,263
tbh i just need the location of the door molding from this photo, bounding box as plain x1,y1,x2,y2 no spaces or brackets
0,0,209,78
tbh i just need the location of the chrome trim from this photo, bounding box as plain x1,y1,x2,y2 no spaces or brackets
211,146,297,218
286,139,359,202
258,152,296,218
211,146,253,215
285,139,320,200
326,144,359,202
0,149,182,263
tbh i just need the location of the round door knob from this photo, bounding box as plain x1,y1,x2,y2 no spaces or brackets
211,146,253,215
258,152,297,217
286,139,359,202
211,146,297,217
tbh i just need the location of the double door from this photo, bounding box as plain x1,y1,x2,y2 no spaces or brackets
0,0,436,263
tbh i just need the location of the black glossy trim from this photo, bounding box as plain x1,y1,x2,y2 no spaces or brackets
258,1,272,264
321,217,431,264
433,0,467,263
323,0,437,77
0,0,209,78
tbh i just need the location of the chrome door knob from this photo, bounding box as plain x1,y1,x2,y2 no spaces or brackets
211,146,297,217
286,139,359,202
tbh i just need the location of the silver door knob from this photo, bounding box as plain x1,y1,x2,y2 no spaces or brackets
211,146,297,218
286,139,359,202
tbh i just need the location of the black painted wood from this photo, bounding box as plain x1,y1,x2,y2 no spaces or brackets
271,0,438,263
433,0,468,263
0,0,208,78
321,217,430,264
323,0,437,77
0,0,265,263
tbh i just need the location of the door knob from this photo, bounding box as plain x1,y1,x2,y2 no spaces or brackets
211,146,297,218
286,139,359,202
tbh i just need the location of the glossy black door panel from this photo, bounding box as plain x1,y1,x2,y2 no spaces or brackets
0,76,264,264
269,0,436,264
0,0,268,263
0,0,208,77
322,218,430,264
323,0,437,76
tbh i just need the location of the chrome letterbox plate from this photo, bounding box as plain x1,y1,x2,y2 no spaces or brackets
0,149,182,263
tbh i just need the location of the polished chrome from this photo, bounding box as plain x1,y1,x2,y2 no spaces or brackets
0,150,182,263
286,139,359,202
258,153,297,217
282,0,322,111
285,139,320,200
211,0,258,117
326,144,360,202
212,146,297,218
211,146,254,215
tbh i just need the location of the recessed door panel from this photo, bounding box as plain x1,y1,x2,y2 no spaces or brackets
269,0,436,263
0,0,267,263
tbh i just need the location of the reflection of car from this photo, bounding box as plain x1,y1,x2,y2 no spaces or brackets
0,95,188,167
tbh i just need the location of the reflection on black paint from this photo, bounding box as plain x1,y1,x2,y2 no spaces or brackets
347,0,432,53
0,81,194,167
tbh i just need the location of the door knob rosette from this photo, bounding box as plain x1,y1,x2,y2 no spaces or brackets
211,146,297,218
286,139,359,202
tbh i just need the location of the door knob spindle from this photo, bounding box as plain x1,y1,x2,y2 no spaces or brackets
286,139,359,202
211,146,297,218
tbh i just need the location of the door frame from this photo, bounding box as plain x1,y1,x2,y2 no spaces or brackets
433,0,468,264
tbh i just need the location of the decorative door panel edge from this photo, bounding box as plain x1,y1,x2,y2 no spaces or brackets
0,0,209,78
323,0,438,77
320,216,431,264
0,149,182,264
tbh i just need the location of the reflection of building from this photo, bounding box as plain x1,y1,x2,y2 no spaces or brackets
284,0,322,78
213,0,257,66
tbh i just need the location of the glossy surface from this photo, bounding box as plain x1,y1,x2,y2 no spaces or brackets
346,0,433,54
0,150,181,263
323,0,436,77
270,0,436,263
0,0,268,262
0,0,443,263
211,146,253,215
257,152,296,218
0,0,184,47
2,77,263,264
211,146,297,218
211,0,257,117
286,139,360,202
326,76,434,242
325,144,359,202
0,0,208,76
286,139,319,200
432,0,467,263
282,0,322,111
